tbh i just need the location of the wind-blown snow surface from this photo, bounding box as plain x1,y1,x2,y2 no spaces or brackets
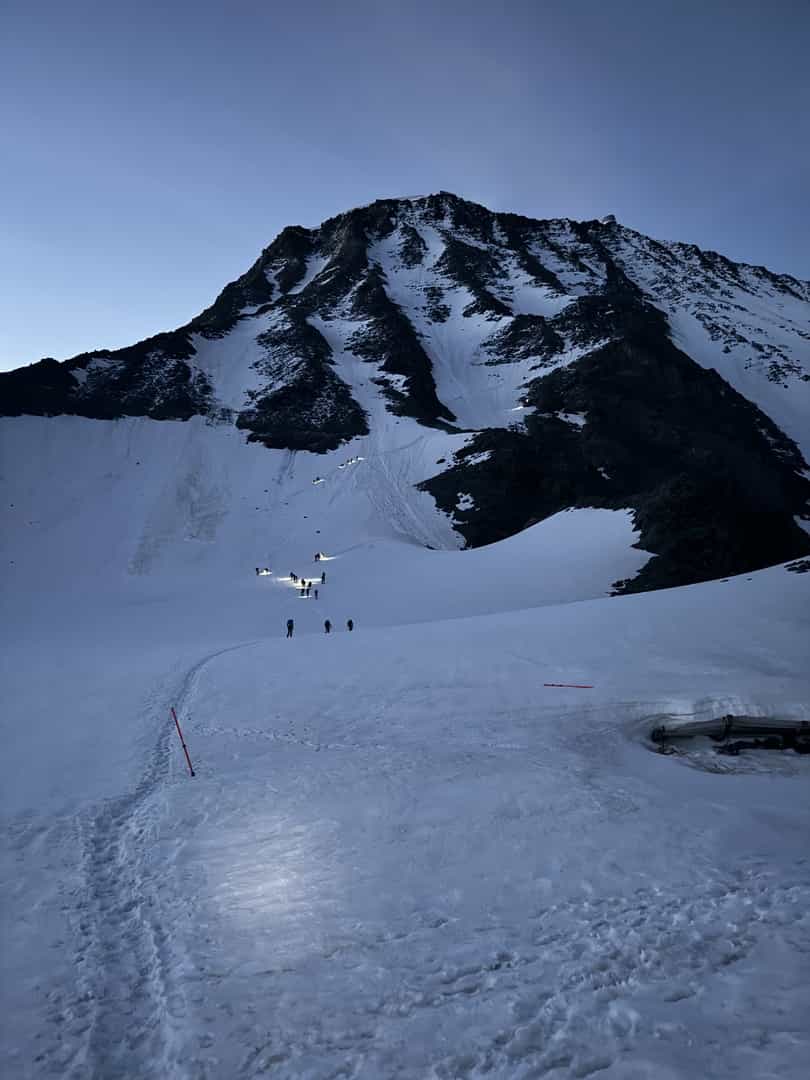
2,413,810,1079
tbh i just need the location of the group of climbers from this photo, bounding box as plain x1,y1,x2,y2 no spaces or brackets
280,556,352,639
290,570,326,585
286,617,353,638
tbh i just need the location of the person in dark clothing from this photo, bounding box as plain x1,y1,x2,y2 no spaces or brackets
347,619,353,632
300,586,305,597
286,619,294,639
314,588,319,599
291,571,297,582
324,619,331,634
255,567,260,575
315,552,320,562
306,584,311,597
321,571,326,584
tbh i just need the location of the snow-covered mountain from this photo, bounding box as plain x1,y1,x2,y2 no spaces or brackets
3,194,810,1079
2,191,809,595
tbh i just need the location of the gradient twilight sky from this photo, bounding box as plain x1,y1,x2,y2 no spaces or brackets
1,0,808,371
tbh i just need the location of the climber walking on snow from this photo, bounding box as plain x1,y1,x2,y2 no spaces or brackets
347,619,354,631
324,619,331,634
286,619,294,639
321,571,326,584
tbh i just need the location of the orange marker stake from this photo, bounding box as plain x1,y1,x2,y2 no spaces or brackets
171,707,196,776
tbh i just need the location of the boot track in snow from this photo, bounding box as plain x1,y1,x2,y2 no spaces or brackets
59,642,257,1080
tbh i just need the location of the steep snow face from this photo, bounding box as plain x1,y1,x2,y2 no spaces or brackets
187,312,279,417
368,225,522,429
285,252,330,296
0,414,647,598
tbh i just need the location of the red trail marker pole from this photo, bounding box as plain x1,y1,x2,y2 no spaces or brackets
171,707,196,777
543,683,594,689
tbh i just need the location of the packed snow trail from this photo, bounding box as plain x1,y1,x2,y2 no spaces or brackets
29,641,259,1080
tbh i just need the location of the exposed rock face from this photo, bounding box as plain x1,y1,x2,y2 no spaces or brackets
2,191,809,590
235,314,369,452
2,332,209,421
422,303,809,591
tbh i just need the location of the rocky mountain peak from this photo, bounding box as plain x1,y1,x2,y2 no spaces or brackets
2,193,808,592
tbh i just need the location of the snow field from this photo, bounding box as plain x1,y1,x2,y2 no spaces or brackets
162,568,810,1078
2,539,809,1078
2,401,809,1078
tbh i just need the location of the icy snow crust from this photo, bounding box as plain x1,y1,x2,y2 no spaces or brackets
2,409,810,1079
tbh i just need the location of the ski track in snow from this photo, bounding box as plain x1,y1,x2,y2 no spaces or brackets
37,641,259,1080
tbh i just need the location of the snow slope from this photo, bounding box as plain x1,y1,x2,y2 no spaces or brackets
1,405,809,1078
2,544,809,1079
0,409,649,603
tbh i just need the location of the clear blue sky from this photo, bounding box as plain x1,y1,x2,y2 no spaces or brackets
1,0,808,370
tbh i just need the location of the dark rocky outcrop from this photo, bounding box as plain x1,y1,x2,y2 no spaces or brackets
346,268,456,425
434,238,511,318
398,225,428,268
484,314,563,367
0,330,209,420
494,214,567,293
0,357,79,418
421,298,810,589
191,226,315,339
237,315,368,452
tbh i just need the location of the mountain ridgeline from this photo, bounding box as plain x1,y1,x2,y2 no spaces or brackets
2,192,809,592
